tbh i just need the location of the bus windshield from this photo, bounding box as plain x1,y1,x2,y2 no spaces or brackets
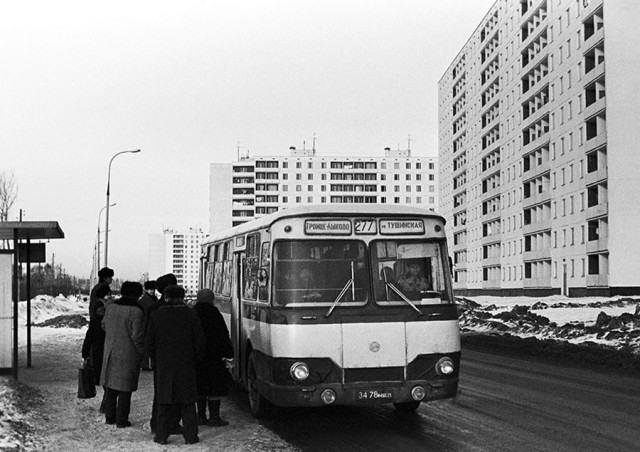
273,240,368,307
371,240,452,305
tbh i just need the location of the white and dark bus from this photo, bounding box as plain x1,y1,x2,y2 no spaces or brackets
200,205,460,416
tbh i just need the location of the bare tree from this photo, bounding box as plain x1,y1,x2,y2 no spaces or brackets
0,170,18,222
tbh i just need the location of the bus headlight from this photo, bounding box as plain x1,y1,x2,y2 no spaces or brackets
290,362,310,381
435,357,455,376
321,389,336,404
411,386,426,401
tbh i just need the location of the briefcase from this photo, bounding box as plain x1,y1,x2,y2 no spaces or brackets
77,365,96,399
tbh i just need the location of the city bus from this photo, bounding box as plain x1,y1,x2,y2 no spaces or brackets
199,204,460,417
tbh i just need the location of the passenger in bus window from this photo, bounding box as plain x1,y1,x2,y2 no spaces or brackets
397,259,431,294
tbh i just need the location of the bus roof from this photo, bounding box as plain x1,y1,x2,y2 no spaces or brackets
204,204,445,245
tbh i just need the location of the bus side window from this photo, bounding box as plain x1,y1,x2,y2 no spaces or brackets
258,241,270,302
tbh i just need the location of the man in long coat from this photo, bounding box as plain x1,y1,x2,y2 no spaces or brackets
146,284,204,445
100,281,145,427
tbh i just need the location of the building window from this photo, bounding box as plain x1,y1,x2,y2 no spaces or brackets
296,162,302,169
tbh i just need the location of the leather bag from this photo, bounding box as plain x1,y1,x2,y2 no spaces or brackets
77,365,96,399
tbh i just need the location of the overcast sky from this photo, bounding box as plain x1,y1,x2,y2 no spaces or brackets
1,0,495,281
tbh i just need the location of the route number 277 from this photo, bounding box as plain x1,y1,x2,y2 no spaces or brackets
354,220,377,234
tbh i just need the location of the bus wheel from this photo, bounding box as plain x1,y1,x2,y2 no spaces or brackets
393,401,421,413
247,351,271,418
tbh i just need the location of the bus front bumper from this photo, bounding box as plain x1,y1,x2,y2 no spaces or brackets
257,378,459,408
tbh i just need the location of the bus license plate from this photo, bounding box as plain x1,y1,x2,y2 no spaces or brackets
356,389,393,401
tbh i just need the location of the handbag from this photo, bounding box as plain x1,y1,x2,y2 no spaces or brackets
77,364,97,399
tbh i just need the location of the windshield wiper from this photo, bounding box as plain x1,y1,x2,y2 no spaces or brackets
385,282,423,316
325,262,355,318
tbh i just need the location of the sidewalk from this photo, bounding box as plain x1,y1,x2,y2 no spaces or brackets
16,326,296,451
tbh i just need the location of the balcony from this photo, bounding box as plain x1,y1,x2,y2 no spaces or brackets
523,248,551,261
522,218,552,235
583,21,605,52
453,261,467,271
585,167,608,186
586,273,608,287
521,100,550,131
584,133,607,153
522,191,551,209
586,237,608,254
524,159,550,181
583,59,605,87
584,96,606,120
521,23,548,54
482,184,501,200
482,235,501,246
586,201,608,219
482,255,501,267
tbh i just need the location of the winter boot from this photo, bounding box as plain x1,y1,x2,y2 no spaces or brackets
207,400,229,427
197,400,208,425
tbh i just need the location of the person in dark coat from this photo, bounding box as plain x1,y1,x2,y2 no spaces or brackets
82,284,111,382
147,273,180,435
194,289,233,426
82,283,111,413
89,267,114,320
101,281,145,428
138,280,158,371
146,284,204,445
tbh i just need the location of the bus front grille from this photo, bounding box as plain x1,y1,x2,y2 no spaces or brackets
343,367,404,383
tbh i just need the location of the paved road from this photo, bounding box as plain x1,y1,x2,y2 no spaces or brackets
247,349,640,451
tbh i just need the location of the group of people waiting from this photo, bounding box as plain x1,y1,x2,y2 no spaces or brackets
81,267,233,445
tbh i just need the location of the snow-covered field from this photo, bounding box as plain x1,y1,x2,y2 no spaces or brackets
1,294,639,450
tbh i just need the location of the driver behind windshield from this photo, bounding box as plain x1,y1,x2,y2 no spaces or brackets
397,259,430,293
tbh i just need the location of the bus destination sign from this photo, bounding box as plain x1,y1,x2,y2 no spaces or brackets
305,220,352,235
379,219,425,235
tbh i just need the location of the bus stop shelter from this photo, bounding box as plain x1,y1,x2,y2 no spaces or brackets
0,221,65,379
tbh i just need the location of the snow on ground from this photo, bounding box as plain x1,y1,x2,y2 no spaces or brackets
1,294,639,450
467,294,638,325
460,294,640,350
17,294,89,325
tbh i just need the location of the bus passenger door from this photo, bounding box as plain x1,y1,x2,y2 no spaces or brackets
234,252,246,384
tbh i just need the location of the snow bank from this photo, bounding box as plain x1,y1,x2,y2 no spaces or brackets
18,294,88,325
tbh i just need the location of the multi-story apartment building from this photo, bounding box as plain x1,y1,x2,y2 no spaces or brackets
209,147,438,233
148,227,206,295
439,0,640,296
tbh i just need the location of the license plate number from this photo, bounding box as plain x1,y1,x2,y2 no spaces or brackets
356,389,393,401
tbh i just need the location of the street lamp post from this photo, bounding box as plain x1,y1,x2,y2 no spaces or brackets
97,203,116,271
104,149,141,267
